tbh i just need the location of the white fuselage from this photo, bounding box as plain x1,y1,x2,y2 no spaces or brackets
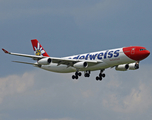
41,48,135,73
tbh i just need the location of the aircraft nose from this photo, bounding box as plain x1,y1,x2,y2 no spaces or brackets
145,50,150,57
142,50,150,59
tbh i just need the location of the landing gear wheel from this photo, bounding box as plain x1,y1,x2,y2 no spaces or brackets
102,73,105,78
84,71,91,78
99,77,102,81
72,71,81,80
75,75,78,79
72,75,75,79
75,72,82,76
96,76,99,81
85,73,90,77
78,72,82,76
96,69,105,81
72,75,79,80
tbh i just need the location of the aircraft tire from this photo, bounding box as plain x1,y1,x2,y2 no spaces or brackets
85,73,90,77
72,75,75,79
99,77,102,81
78,72,82,76
75,76,78,79
96,76,99,80
102,73,105,78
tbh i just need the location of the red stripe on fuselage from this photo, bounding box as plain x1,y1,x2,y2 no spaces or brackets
123,46,150,61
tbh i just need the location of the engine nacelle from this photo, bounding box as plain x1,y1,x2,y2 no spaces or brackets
37,58,51,65
129,63,139,70
73,62,88,69
115,64,129,71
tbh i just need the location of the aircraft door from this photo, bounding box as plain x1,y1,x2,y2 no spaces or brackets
131,48,135,55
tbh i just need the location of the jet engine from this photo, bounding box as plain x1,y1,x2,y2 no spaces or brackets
129,63,139,70
115,64,129,71
73,62,88,69
37,58,51,65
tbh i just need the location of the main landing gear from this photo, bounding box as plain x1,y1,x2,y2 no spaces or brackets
84,71,90,77
72,71,82,79
72,70,91,79
72,70,106,81
96,69,105,81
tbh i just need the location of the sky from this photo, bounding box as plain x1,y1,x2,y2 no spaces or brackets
0,0,152,120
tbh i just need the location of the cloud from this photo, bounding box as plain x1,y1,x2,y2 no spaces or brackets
102,65,152,114
103,82,152,113
0,72,34,104
123,83,152,112
0,64,152,120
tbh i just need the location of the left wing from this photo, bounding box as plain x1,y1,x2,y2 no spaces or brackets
2,48,45,60
2,48,102,67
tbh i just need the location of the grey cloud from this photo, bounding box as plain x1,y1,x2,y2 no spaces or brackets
0,72,34,104
0,65,152,120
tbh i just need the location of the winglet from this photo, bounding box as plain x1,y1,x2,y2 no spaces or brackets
2,48,10,54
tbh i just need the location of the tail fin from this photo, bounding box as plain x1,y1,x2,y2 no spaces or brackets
31,39,50,57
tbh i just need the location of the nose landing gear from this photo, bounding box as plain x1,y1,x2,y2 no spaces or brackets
72,70,91,79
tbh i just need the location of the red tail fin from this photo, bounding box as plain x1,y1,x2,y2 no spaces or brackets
31,39,50,57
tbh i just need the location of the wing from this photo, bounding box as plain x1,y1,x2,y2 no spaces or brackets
2,48,45,60
2,48,102,67
51,57,102,67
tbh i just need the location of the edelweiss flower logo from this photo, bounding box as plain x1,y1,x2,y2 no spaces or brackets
34,42,45,56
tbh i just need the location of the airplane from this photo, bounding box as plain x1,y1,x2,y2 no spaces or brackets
2,39,150,81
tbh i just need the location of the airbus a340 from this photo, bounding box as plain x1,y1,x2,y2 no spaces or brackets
2,39,150,81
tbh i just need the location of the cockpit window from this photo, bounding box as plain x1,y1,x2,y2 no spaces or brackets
140,49,147,51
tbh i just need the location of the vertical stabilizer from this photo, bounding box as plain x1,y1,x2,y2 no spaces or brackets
31,39,50,57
